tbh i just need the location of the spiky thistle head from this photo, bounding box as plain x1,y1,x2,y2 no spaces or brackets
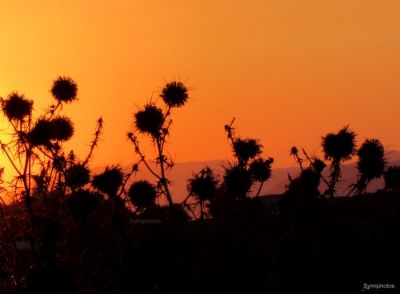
249,157,273,182
160,81,189,108
28,118,55,147
51,116,74,141
322,126,356,162
290,146,298,156
92,166,124,196
187,167,218,201
51,76,78,103
134,104,164,137
223,165,252,196
128,180,157,208
357,139,385,180
65,164,90,189
233,138,262,164
312,158,326,174
1,92,33,121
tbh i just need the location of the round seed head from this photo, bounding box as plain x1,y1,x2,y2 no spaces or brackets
357,139,385,180
65,164,90,189
223,165,252,195
249,157,273,182
187,167,218,201
1,92,33,121
92,166,124,196
134,104,164,137
312,158,326,174
51,116,74,141
128,180,157,208
51,76,77,103
28,118,55,147
233,138,262,163
160,81,189,108
322,126,356,162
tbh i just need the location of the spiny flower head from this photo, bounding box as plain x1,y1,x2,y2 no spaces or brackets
28,116,74,146
28,118,55,147
51,76,78,103
357,138,385,180
1,92,33,121
322,126,356,162
249,157,273,182
134,104,164,137
311,158,326,174
233,138,262,164
51,116,74,141
128,180,157,208
187,167,218,201
223,165,252,196
92,166,124,196
65,164,91,189
160,81,189,108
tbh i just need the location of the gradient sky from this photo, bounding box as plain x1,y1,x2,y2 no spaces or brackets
1,0,400,177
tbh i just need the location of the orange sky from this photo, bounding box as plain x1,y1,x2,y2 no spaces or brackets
1,0,400,177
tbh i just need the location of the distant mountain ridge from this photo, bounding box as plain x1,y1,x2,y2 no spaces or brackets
93,150,400,202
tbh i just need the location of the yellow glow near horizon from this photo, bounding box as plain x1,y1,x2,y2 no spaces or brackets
0,0,400,181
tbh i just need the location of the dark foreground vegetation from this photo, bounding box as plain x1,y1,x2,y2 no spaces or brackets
0,77,399,293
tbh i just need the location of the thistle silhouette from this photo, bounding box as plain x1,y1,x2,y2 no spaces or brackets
351,139,385,195
51,76,78,103
287,147,327,195
128,180,157,209
186,167,218,219
0,76,102,256
128,80,190,208
92,166,124,199
322,126,356,197
222,118,273,199
1,92,33,121
160,81,189,108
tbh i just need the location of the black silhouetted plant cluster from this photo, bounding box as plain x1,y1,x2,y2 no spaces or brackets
0,77,400,293
285,126,395,199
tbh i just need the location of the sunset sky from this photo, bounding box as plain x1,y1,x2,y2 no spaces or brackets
1,0,400,178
